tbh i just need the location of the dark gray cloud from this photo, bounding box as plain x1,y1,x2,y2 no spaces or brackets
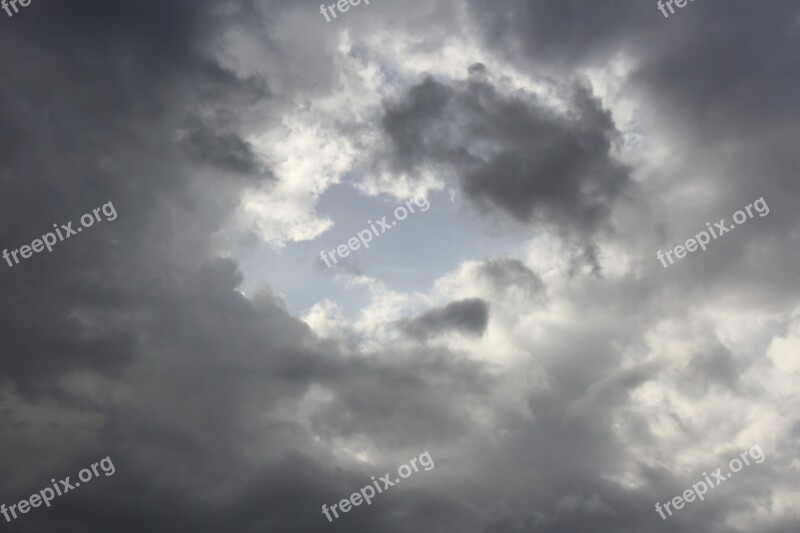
179,114,265,176
381,70,630,242
400,298,490,339
0,0,257,390
478,257,546,299
684,344,744,395
468,0,655,68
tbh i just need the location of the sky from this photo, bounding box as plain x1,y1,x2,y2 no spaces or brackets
1,0,799,531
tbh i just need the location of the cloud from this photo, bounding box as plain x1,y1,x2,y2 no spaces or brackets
478,257,546,299
399,298,490,339
380,68,631,242
178,114,265,176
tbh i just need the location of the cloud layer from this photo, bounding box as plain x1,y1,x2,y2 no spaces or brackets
1,1,799,532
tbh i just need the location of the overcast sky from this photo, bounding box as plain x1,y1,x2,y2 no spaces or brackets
1,0,799,531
